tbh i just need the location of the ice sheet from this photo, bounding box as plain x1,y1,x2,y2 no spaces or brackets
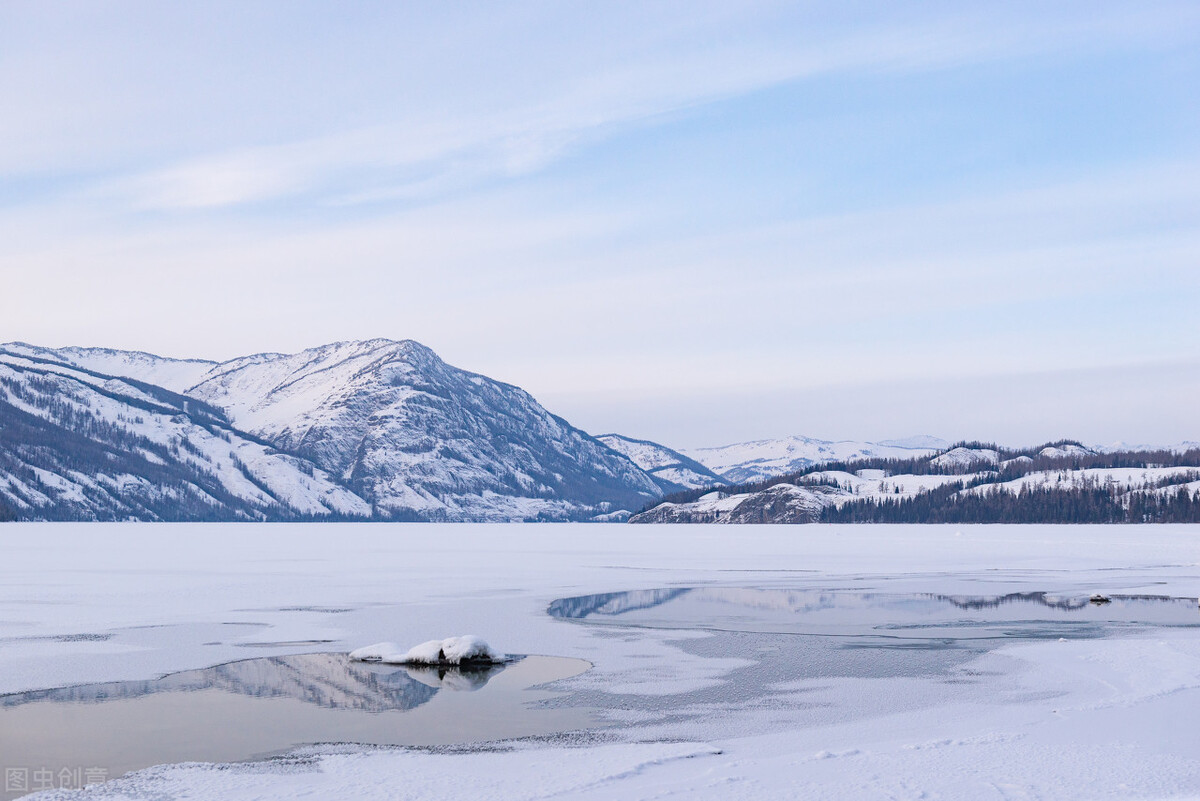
3,522,1199,800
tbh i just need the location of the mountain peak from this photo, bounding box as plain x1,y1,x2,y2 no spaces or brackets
0,339,661,521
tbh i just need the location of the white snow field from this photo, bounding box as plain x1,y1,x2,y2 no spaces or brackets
3,523,1200,800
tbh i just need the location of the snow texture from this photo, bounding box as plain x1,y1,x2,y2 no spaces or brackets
6,522,1200,801
631,483,845,523
0,348,369,520
929,446,1001,471
597,433,726,491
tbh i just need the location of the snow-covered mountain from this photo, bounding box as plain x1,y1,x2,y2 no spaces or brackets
596,434,726,493
2,340,659,522
181,340,659,520
0,347,368,521
7,339,1194,526
684,434,947,484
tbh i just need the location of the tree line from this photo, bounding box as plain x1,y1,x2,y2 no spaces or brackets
821,482,1200,524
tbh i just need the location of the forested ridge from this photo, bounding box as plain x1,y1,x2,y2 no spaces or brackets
637,440,1200,524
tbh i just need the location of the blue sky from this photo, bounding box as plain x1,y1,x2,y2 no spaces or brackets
1,1,1197,448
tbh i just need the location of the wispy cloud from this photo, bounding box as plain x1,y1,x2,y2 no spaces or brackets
20,1,1195,212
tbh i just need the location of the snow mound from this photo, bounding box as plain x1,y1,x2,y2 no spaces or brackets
350,636,506,665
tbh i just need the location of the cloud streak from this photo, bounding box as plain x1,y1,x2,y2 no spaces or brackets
8,2,1194,212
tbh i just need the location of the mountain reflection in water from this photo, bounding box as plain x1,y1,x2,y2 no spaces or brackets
0,653,505,712
548,588,1199,640
0,653,590,796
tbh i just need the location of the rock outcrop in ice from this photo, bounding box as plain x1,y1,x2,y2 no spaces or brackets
350,636,506,665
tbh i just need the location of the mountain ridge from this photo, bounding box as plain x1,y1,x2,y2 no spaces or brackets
0,346,370,521
684,433,948,484
3,339,1196,523
0,339,659,522
632,440,1200,524
596,433,727,493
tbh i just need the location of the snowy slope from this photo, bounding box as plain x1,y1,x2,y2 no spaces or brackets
928,446,1000,471
4,342,218,395
629,470,964,524
959,466,1200,497
37,340,662,522
685,434,944,484
597,434,726,492
180,340,660,520
630,483,846,524
1037,444,1095,459
31,339,660,521
0,349,370,521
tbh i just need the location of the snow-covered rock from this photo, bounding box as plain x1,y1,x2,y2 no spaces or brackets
350,636,506,665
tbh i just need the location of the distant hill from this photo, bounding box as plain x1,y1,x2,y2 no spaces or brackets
632,441,1200,524
684,434,947,484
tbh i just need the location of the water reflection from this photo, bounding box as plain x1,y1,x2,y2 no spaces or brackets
0,654,591,799
549,588,1199,641
0,653,509,712
403,663,499,691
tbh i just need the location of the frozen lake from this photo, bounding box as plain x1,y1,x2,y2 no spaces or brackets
2,523,1199,800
